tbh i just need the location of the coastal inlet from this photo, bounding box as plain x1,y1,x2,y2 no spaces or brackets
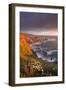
20,33,58,77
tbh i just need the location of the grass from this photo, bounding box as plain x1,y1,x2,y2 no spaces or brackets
20,52,58,77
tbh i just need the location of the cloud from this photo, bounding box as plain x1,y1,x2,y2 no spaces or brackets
20,12,58,32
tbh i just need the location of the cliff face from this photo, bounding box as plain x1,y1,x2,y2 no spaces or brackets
20,32,58,77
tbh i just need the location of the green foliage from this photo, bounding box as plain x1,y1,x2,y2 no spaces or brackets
20,52,58,77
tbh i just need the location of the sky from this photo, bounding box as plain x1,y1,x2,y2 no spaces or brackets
20,12,58,36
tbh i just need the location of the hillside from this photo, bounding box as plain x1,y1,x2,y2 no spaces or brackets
20,32,58,77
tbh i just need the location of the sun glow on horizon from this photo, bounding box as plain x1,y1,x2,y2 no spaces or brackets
21,29,58,36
